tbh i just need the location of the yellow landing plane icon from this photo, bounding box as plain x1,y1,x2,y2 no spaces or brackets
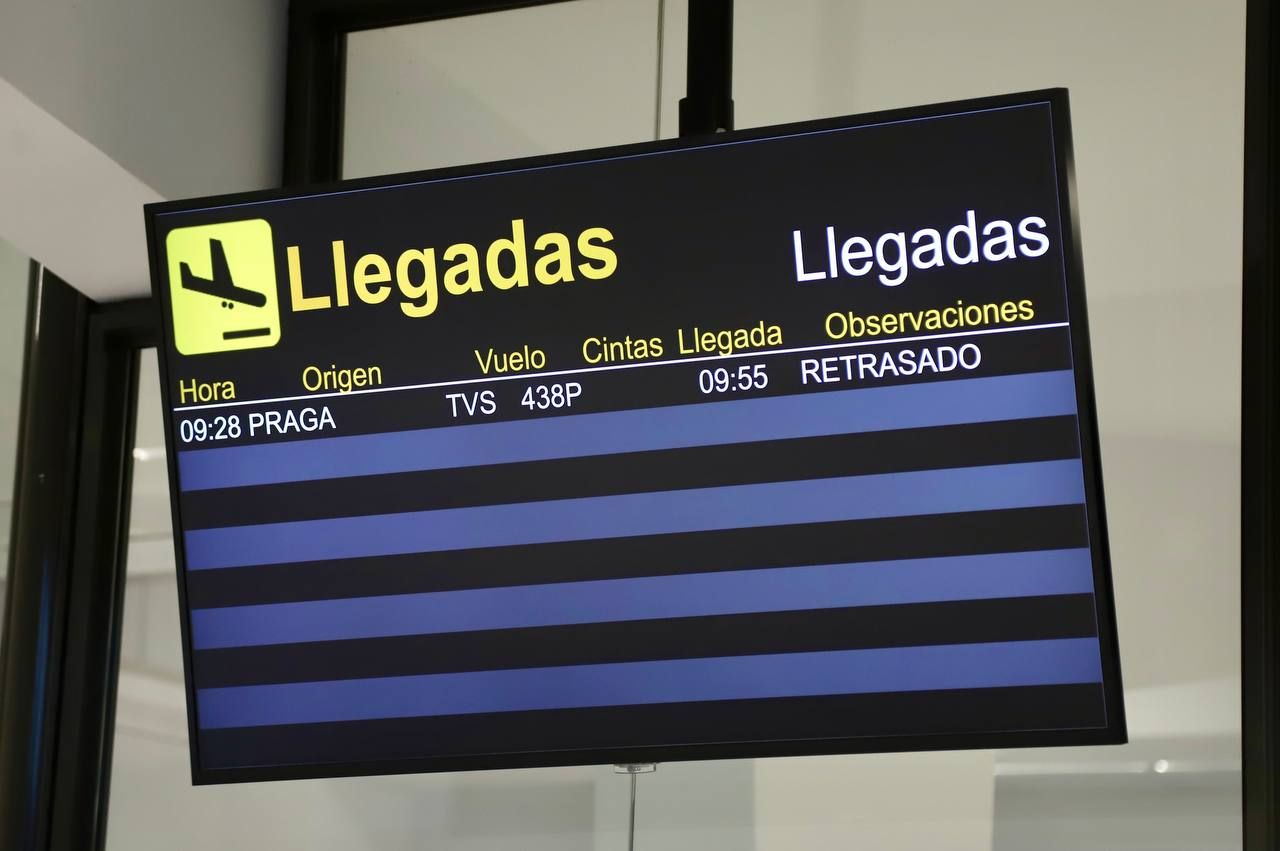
166,219,281,355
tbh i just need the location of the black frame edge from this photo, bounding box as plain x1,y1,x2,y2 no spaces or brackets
1243,0,1280,847
1046,90,1127,744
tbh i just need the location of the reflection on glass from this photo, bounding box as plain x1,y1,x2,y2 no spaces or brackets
732,0,1244,847
343,0,668,178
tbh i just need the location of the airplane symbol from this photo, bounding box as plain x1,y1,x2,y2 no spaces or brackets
166,219,281,355
179,238,274,340
179,239,268,309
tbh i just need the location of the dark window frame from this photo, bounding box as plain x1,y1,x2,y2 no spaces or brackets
1241,0,1279,845
0,272,155,851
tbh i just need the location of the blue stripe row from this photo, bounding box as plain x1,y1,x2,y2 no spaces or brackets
177,371,1079,491
189,548,1095,650
195,637,1104,728
183,460,1086,570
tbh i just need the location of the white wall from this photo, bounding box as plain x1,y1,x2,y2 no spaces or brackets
0,0,287,200
992,772,1243,850
0,0,286,301
0,236,27,525
0,235,29,638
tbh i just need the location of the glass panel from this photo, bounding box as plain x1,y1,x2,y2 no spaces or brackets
343,0,672,177
731,1,1244,848
0,236,29,652
113,2,1244,848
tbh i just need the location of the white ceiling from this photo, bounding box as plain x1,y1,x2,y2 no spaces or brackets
0,78,162,300
0,0,286,301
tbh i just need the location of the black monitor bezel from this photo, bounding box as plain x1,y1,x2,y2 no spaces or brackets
144,87,1126,786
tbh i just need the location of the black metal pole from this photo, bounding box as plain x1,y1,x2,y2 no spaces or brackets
1242,0,1280,847
282,5,346,186
679,0,734,136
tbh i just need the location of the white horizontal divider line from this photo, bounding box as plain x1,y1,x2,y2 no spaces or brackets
172,321,1071,413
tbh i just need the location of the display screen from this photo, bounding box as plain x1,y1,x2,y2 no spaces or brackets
146,90,1124,784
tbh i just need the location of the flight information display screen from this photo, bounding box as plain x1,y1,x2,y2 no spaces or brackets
146,89,1124,784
